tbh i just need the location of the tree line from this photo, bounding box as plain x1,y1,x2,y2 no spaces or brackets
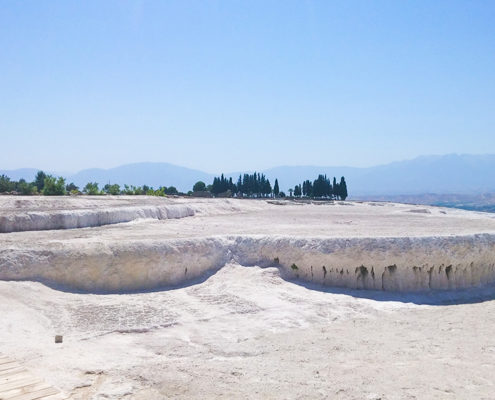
291,175,348,200
195,173,348,200
0,170,349,200
207,173,274,197
0,171,179,196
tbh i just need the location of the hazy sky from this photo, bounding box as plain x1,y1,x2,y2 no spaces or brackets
1,1,494,173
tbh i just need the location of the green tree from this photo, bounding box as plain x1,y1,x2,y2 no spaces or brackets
302,180,312,197
294,184,301,197
66,182,79,193
34,171,47,192
332,177,338,199
273,179,280,197
193,181,206,192
339,177,348,200
165,186,178,195
153,187,166,197
122,184,134,195
104,183,121,195
133,186,144,195
0,175,14,193
42,176,66,195
17,179,36,195
83,182,100,195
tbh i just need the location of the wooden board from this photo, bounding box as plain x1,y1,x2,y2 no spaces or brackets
0,355,67,400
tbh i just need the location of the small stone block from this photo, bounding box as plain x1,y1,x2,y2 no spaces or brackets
55,335,63,343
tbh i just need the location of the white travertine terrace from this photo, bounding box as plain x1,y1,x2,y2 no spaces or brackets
1,196,495,292
0,196,195,233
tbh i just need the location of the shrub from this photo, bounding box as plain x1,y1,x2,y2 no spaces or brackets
165,186,178,195
42,176,66,195
34,171,47,191
66,182,79,192
104,183,121,195
0,175,14,193
193,181,206,192
83,182,100,195
17,179,36,195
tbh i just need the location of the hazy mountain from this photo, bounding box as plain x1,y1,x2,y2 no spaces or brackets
0,168,41,182
350,193,495,213
347,154,495,196
2,154,495,195
260,154,495,196
68,162,215,192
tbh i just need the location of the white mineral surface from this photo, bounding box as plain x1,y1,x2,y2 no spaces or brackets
1,196,495,398
1,196,495,292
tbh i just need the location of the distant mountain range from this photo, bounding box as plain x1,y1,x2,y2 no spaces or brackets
1,154,495,197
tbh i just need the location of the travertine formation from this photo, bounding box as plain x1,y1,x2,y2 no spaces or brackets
1,196,495,292
0,196,194,233
1,196,495,399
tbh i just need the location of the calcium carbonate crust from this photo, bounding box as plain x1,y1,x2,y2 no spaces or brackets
0,204,195,233
1,234,494,293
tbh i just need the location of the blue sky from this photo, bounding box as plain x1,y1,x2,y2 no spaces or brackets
1,1,494,173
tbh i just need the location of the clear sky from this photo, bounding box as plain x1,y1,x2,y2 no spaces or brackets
1,0,494,173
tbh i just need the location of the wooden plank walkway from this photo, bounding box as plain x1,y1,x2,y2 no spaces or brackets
0,355,68,400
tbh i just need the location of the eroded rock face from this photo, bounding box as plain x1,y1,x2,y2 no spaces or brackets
1,234,495,293
0,204,195,233
1,197,495,293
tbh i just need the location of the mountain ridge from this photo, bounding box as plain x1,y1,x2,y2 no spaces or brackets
1,154,495,196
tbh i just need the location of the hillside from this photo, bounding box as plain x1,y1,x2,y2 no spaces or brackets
2,154,495,195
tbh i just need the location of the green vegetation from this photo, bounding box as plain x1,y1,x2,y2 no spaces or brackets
208,172,348,199
210,174,236,196
34,171,46,192
66,182,79,193
0,175,37,194
294,184,301,197
103,183,121,195
0,169,350,199
42,176,66,196
193,181,206,192
17,179,37,195
0,175,14,193
273,179,280,197
83,182,101,195
298,175,348,200
209,173,274,197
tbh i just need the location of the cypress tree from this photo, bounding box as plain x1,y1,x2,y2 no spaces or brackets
274,179,280,197
294,184,301,197
34,170,47,192
340,177,348,200
237,175,242,195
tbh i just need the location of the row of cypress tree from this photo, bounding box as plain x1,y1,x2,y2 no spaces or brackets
293,175,348,200
210,173,273,197
209,173,348,199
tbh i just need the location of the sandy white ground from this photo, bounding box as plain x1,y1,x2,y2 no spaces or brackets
1,265,495,399
1,197,495,398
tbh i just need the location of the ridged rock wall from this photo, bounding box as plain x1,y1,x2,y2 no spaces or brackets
233,235,495,291
1,234,494,292
0,204,194,233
